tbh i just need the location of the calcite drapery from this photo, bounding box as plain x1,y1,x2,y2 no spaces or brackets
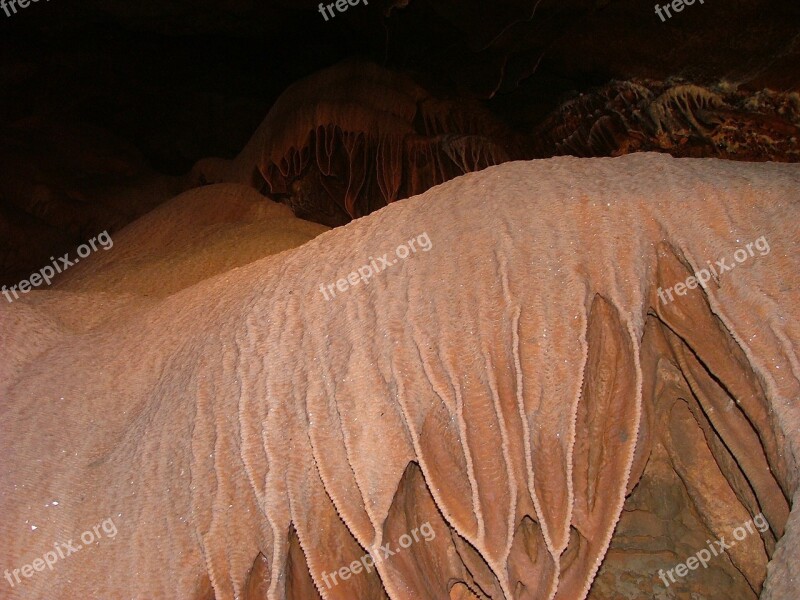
1,155,798,599
190,61,526,226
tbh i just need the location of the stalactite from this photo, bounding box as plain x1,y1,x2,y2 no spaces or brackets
216,61,530,226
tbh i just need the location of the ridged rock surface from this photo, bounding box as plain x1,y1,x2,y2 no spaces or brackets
0,154,798,599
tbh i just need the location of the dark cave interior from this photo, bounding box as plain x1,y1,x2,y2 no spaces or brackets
1,0,798,284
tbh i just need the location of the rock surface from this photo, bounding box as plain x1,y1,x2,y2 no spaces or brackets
1,155,797,598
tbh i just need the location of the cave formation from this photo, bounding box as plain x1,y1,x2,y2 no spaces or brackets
0,1,798,599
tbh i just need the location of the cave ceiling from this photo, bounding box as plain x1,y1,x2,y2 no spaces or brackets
0,0,798,281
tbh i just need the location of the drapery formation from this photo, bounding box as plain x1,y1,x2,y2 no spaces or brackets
256,62,525,225
2,155,798,599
